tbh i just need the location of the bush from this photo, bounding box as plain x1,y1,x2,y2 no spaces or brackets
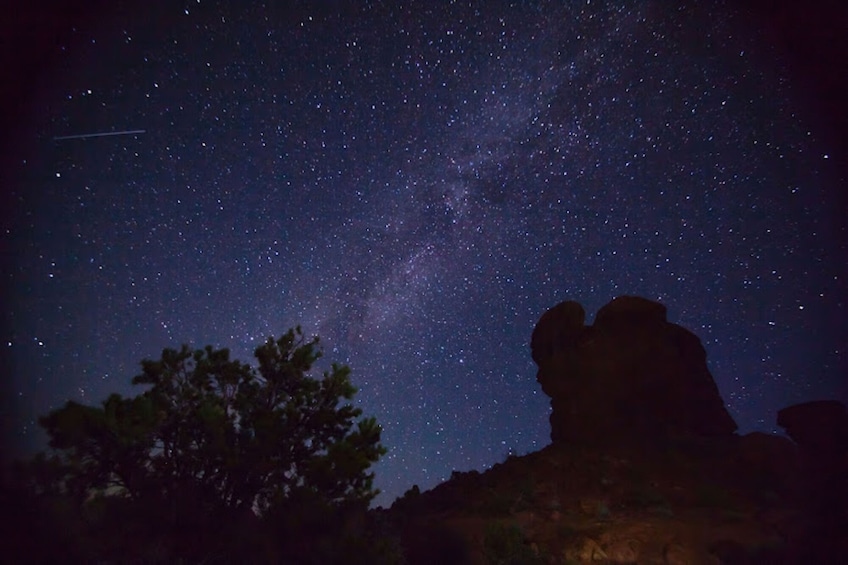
483,522,546,565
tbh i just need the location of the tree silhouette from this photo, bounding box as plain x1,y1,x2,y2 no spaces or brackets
13,327,388,562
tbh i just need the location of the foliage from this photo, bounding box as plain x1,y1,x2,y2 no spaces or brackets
10,327,387,562
413,521,471,564
514,473,536,511
478,487,516,515
483,522,546,565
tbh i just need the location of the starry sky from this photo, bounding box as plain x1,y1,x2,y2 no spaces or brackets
3,1,846,507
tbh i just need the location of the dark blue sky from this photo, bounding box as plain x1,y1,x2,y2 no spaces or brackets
3,1,846,507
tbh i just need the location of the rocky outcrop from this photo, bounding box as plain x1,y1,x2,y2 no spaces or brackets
778,400,848,562
384,296,847,564
530,300,585,365
777,400,848,457
531,296,737,444
387,438,805,565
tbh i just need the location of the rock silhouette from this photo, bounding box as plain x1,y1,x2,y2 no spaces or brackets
778,399,848,563
385,295,847,564
532,296,737,444
778,399,848,458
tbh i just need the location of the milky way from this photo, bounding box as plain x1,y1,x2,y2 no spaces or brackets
4,1,845,506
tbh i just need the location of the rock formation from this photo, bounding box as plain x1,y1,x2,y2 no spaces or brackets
778,399,848,562
385,295,847,563
531,295,737,444
777,399,848,458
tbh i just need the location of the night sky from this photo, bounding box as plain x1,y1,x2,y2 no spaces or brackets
3,1,846,507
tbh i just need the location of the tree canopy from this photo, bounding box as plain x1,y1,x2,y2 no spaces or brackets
9,327,392,563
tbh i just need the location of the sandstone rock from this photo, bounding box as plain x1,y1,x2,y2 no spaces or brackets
665,542,720,565
777,400,848,561
777,400,848,457
386,296,847,564
532,296,737,445
594,295,668,330
578,497,610,518
573,537,607,561
602,537,640,563
735,432,800,493
530,300,585,365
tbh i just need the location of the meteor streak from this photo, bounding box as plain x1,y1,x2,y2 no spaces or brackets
53,129,146,141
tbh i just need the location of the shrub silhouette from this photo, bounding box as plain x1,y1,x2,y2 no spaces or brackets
9,327,386,562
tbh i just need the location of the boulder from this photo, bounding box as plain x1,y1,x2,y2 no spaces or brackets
777,400,848,457
776,400,848,561
532,296,737,445
594,295,668,330
530,300,585,365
